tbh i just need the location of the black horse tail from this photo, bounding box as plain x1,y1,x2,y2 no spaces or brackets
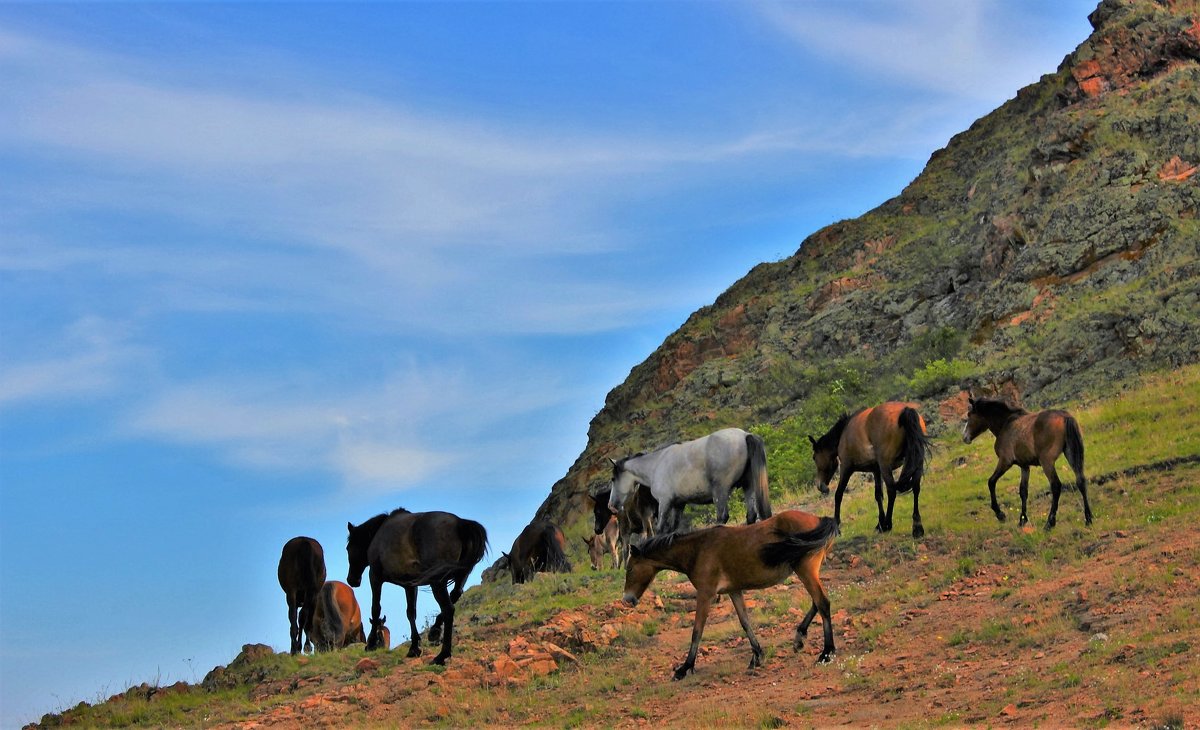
457,518,489,570
744,433,772,523
315,583,342,651
538,525,572,573
1063,415,1086,490
760,517,839,568
894,407,933,494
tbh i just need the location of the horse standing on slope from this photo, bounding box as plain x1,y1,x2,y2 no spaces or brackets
811,402,933,538
367,615,391,650
584,515,621,570
310,580,366,651
962,397,1093,529
622,510,839,680
592,484,658,568
277,536,327,654
502,520,571,584
609,427,771,534
346,508,488,664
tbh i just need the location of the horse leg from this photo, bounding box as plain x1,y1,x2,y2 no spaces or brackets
793,603,819,652
727,591,764,671
988,462,1013,522
832,469,854,526
299,596,315,653
1042,460,1064,530
871,470,887,532
795,556,834,663
404,584,422,657
675,587,715,680
287,596,300,655
429,581,455,665
1018,467,1031,526
911,478,924,539
880,468,899,533
714,483,730,525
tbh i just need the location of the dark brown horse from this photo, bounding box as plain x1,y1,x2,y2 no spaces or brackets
310,580,366,651
593,484,658,567
277,536,326,654
811,401,933,538
366,615,391,650
963,397,1093,529
503,520,571,584
622,510,838,680
346,508,488,664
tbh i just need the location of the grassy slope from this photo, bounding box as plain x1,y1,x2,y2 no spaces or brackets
36,364,1199,728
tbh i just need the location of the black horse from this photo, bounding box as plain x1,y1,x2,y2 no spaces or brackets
346,508,487,664
277,536,326,654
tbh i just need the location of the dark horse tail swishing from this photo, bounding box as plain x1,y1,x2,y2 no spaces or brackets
346,508,487,664
810,402,933,538
963,397,1092,529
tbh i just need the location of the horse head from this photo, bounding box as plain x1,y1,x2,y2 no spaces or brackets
809,434,838,494
608,457,640,514
345,520,371,588
621,543,656,607
963,396,1007,443
367,615,390,650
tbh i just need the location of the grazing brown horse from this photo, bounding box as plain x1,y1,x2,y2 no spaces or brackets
622,510,838,680
311,580,366,651
366,615,391,650
963,397,1093,529
277,536,326,654
346,508,488,664
583,515,620,570
503,520,571,584
810,402,933,538
594,484,658,567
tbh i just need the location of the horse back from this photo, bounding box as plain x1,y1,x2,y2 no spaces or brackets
278,537,327,597
370,511,486,583
701,512,827,592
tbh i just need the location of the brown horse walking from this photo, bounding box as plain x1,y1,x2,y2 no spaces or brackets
811,401,933,537
277,536,326,654
963,397,1093,529
622,510,838,680
346,508,488,664
310,580,366,651
502,520,571,584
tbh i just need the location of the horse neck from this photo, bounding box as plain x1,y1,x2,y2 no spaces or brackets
640,533,700,574
623,450,664,484
355,513,390,545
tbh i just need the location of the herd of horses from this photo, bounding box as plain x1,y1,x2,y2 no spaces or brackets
277,396,1093,678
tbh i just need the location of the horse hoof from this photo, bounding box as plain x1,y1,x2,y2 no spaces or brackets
672,664,694,681
912,525,924,539
431,655,448,666
816,652,835,665
428,629,442,643
995,512,1007,523
407,647,422,658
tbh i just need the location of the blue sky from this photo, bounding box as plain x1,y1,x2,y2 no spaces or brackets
0,1,1095,724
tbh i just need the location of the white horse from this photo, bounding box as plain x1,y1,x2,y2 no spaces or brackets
608,427,772,533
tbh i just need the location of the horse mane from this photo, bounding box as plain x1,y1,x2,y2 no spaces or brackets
970,398,1026,419
637,525,724,558
348,508,411,547
814,411,855,452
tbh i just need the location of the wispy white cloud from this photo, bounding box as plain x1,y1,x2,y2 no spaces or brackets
0,316,146,406
753,0,1068,103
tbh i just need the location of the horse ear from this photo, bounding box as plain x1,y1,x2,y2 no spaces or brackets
608,458,617,467
807,435,817,446
630,544,642,558
968,397,975,406
347,521,354,532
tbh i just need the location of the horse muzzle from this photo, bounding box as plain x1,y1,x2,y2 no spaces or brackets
815,479,830,495
622,593,638,608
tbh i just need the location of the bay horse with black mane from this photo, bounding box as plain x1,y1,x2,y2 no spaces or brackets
346,508,488,664
810,401,933,538
622,510,838,680
310,580,366,651
963,397,1093,529
503,520,571,584
277,536,326,654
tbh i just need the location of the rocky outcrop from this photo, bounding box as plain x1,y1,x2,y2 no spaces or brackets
522,0,1200,538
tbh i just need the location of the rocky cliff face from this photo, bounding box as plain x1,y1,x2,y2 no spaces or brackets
531,0,1200,531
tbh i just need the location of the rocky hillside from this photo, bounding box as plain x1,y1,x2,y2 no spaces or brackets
531,0,1200,533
